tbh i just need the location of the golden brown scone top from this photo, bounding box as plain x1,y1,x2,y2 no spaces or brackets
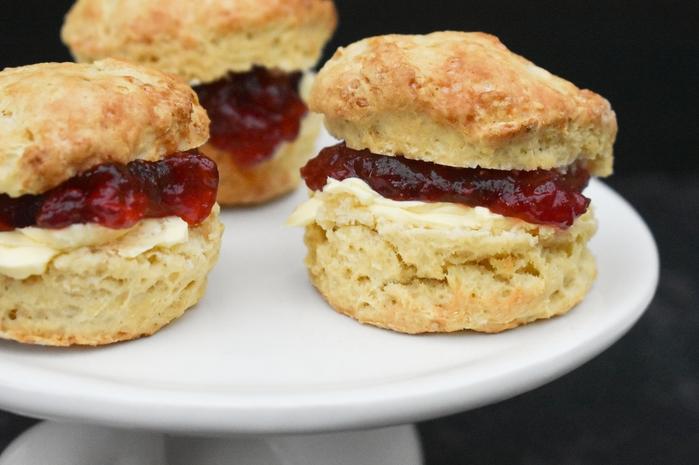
310,32,617,175
62,0,338,83
0,59,209,197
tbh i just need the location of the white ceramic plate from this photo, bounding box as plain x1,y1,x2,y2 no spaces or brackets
0,133,658,435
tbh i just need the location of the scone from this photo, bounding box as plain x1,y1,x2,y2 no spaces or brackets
0,59,223,346
289,32,617,334
62,0,338,205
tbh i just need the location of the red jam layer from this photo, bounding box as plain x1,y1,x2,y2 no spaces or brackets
0,151,219,232
195,67,308,167
300,143,591,228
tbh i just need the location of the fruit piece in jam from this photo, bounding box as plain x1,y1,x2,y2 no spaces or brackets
0,151,218,232
194,67,308,167
300,143,591,228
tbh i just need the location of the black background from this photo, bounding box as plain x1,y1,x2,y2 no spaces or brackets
0,1,697,464
1,0,697,174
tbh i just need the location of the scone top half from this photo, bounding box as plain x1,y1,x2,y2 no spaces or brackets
0,59,218,234
309,31,617,176
63,0,338,205
62,0,338,84
299,31,618,231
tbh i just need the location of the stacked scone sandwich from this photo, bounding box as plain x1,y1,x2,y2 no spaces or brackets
62,0,338,205
290,32,617,333
0,59,223,346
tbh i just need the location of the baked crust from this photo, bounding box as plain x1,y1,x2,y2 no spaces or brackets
301,184,597,333
0,211,223,346
62,0,338,83
309,32,617,175
203,112,322,205
0,59,209,197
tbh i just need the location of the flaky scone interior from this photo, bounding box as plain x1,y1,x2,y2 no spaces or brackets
291,178,596,334
0,210,223,346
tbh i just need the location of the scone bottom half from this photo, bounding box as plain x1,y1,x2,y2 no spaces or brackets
0,60,223,346
62,0,339,205
291,31,617,334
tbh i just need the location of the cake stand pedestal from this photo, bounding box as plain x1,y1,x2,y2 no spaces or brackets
0,422,422,465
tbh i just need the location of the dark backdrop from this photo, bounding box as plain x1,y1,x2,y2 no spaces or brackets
0,0,697,175
0,2,697,465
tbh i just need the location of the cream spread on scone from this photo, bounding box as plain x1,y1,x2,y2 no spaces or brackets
0,217,189,279
288,178,555,232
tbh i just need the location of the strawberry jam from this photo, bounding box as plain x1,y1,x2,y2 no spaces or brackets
0,151,218,232
195,67,308,167
301,143,591,228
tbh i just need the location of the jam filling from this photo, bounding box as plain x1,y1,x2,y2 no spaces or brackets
194,67,308,167
300,143,591,228
0,151,218,232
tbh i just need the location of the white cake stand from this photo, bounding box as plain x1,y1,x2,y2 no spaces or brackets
0,134,658,465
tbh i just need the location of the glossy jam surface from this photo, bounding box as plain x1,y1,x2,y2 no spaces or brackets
195,67,308,167
301,143,591,228
0,152,218,231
